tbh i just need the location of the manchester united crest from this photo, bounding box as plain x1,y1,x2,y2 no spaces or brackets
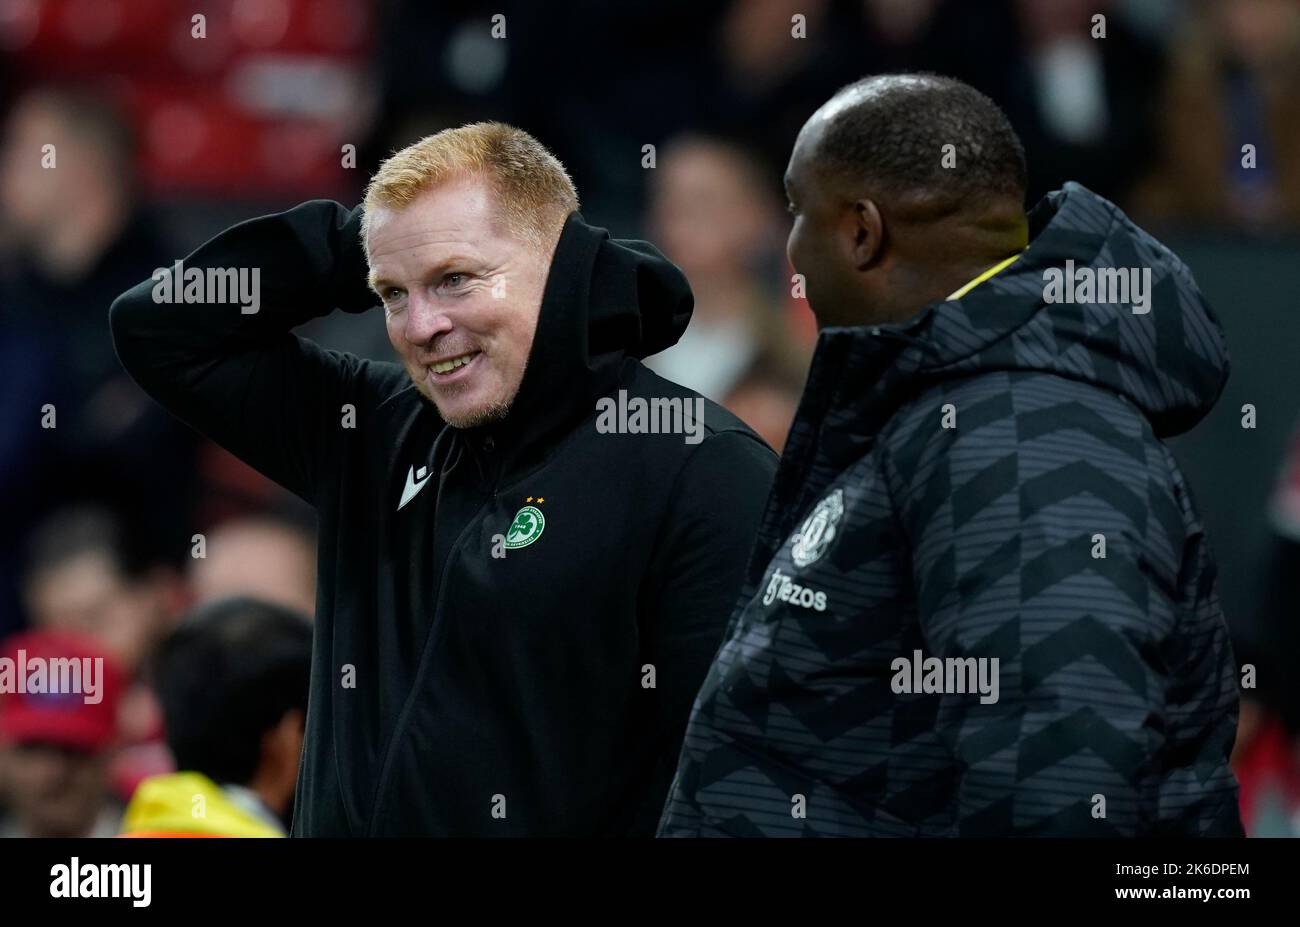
790,489,844,567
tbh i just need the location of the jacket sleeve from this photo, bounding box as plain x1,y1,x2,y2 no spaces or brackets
633,429,777,829
109,200,395,503
883,383,1179,836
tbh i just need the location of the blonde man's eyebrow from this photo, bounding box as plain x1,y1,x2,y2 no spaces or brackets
368,254,480,293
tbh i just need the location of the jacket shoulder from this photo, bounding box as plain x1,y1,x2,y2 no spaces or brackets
882,369,1157,476
879,369,1183,563
623,361,777,454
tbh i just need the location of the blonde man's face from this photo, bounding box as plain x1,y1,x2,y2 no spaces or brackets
366,175,552,428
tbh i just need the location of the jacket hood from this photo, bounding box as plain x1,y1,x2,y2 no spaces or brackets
929,182,1229,436
523,210,692,393
759,184,1230,551
457,212,693,475
869,182,1229,438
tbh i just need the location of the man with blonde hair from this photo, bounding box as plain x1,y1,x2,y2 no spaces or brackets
111,122,776,836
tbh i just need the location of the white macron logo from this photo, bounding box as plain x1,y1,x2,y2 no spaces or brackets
398,464,432,510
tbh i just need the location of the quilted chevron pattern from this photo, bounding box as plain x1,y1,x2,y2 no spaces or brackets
659,184,1243,837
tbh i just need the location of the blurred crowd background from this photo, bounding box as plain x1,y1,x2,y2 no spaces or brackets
1,0,1299,837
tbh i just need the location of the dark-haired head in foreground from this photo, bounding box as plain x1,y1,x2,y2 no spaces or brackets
151,596,312,825
784,73,1029,329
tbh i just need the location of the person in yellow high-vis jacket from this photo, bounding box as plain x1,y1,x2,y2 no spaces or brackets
120,597,311,838
122,771,284,838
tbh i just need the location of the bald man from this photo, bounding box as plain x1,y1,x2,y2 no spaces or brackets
661,74,1242,837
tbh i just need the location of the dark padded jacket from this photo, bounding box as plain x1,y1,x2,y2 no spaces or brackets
660,183,1243,837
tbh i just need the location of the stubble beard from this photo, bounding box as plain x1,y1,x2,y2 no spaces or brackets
438,396,513,429
415,357,528,430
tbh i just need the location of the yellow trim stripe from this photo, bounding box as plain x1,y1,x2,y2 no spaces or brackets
946,252,1023,301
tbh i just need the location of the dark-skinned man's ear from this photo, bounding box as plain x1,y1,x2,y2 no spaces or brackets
851,199,883,270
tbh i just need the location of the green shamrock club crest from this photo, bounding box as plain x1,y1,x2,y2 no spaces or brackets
504,504,545,549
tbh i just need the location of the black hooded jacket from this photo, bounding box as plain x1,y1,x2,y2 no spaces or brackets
110,202,777,836
661,184,1242,837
